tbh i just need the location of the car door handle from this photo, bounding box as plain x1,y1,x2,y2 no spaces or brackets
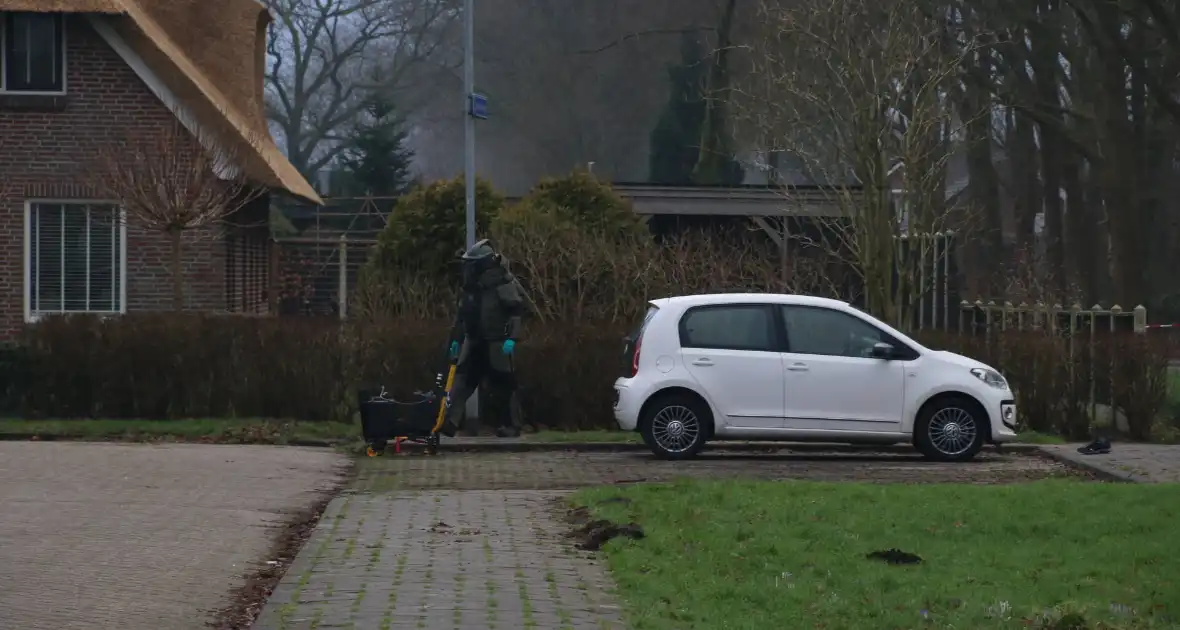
691,358,714,367
787,362,809,371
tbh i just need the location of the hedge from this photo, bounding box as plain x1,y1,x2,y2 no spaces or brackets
5,313,1174,438
8,313,624,429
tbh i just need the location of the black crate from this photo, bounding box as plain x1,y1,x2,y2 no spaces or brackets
357,388,441,444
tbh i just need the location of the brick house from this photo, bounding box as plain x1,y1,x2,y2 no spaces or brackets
0,0,321,340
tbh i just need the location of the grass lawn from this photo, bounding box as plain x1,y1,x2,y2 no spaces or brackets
0,418,359,444
572,479,1180,629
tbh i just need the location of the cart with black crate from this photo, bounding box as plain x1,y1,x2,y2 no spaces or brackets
359,332,460,457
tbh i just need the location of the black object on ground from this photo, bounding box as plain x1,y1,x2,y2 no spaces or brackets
866,548,923,565
1077,437,1112,455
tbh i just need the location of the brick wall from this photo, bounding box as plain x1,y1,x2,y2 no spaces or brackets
0,14,263,340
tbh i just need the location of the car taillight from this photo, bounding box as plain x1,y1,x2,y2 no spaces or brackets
630,335,642,377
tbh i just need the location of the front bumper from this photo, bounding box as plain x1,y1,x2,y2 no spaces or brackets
992,399,1018,442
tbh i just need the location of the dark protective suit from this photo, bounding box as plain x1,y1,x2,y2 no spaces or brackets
444,255,525,435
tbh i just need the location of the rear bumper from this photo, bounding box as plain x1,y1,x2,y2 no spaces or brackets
613,378,642,431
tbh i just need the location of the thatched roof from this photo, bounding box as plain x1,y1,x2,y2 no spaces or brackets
0,0,120,10
0,0,322,204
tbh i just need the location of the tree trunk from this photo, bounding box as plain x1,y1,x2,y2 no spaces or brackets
961,74,1002,288
1008,109,1040,254
1029,4,1066,293
1099,41,1143,305
169,229,184,311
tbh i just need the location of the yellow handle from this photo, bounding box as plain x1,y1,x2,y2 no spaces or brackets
432,364,458,433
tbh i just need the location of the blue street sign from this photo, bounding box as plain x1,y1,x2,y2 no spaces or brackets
469,92,489,119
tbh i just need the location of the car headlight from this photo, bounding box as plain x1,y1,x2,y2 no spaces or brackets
970,367,1009,390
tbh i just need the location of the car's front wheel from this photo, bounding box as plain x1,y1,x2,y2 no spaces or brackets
913,395,987,462
640,393,710,460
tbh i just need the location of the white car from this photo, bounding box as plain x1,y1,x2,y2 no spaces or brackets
613,293,1018,461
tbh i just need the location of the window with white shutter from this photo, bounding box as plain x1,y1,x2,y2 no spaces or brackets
27,202,125,318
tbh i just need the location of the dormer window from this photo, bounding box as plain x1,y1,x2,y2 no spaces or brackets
1,12,66,94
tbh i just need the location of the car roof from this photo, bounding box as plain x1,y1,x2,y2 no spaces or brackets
649,293,850,310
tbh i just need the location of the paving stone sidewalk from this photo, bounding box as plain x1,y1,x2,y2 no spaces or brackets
1038,443,1180,482
252,490,624,630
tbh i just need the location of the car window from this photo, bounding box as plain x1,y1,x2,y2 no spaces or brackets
630,305,659,340
781,306,888,358
680,305,776,351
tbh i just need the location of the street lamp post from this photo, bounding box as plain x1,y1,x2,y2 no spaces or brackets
463,0,476,250
462,0,480,421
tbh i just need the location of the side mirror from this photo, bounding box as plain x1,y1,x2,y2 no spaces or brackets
870,342,896,360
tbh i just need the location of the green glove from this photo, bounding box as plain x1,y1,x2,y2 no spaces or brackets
449,341,460,359
502,339,516,356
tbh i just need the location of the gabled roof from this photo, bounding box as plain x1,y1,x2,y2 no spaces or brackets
0,0,322,204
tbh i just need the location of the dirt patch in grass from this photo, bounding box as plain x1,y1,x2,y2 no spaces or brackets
563,502,645,551
207,465,355,630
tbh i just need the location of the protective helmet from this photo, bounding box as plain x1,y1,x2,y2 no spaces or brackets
460,238,498,263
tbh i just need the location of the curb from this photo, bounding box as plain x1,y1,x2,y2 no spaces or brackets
0,433,344,449
378,440,1043,455
0,432,1043,455
1032,446,1143,483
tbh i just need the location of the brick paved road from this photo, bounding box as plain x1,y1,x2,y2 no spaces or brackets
255,449,1072,629
1040,443,1180,482
0,442,348,630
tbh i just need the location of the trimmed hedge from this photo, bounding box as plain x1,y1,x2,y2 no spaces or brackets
914,329,1173,441
10,314,625,429
6,313,1173,438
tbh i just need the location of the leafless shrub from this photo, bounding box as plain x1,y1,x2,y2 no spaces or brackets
89,118,265,310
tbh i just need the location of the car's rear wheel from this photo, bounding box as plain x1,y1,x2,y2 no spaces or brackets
641,393,710,460
913,395,987,462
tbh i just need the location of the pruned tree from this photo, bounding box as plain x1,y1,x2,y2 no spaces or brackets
264,0,459,178
734,0,985,327
90,119,265,311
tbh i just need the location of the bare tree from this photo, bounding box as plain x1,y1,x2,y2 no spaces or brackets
264,0,459,177
90,119,265,311
734,0,984,327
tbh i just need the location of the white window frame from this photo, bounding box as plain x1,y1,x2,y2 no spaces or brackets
23,200,128,323
0,11,68,96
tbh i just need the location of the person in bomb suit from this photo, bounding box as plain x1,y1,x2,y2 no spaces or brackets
442,239,525,437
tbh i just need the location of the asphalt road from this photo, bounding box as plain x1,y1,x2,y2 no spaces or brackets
0,442,349,630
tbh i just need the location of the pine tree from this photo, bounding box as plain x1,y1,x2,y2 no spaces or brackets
338,94,415,197
649,34,744,186
649,34,707,185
